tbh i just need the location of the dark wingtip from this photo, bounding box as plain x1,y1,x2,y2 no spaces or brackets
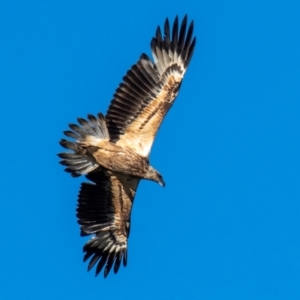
123,249,127,267
59,139,65,146
97,112,106,122
71,172,81,178
57,152,64,158
156,25,162,41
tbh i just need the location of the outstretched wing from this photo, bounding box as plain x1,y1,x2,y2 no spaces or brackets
77,170,139,277
105,15,196,157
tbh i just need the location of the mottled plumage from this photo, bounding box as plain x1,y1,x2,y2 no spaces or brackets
58,15,196,277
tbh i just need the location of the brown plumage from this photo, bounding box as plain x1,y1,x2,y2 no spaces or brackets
58,15,196,277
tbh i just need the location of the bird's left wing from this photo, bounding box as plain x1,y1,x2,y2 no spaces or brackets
106,15,196,157
77,170,139,277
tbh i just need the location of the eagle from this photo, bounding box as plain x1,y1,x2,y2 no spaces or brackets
58,15,196,278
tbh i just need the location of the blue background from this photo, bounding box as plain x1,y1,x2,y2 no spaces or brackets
1,1,299,299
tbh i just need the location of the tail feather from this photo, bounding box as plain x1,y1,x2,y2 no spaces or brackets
58,113,109,177
63,130,79,139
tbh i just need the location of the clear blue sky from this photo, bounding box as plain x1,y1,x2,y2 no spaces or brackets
1,1,299,299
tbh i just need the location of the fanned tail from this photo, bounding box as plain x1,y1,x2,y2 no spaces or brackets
58,113,109,177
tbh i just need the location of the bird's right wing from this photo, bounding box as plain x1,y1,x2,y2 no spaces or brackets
106,15,196,158
77,170,140,277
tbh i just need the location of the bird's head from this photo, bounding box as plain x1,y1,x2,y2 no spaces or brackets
147,166,165,187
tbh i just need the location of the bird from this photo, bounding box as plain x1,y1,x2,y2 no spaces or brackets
58,15,196,278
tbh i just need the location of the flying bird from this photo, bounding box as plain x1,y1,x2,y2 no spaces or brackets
58,15,196,278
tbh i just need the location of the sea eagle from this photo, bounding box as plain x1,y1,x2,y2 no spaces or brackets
58,15,196,277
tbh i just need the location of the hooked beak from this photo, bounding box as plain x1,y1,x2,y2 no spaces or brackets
159,178,165,188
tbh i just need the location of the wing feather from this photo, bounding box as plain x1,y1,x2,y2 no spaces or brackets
77,170,139,277
106,15,196,157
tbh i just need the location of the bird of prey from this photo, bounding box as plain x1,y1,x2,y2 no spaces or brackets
58,15,196,278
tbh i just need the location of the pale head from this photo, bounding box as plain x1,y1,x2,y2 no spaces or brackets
146,166,165,187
